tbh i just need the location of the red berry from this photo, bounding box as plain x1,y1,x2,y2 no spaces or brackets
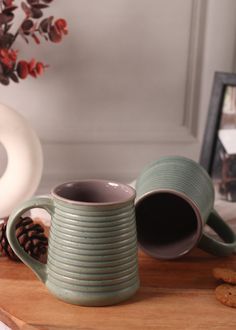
55,18,68,35
36,62,44,75
17,61,29,79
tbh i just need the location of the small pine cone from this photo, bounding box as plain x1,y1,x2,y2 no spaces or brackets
0,217,48,262
0,218,17,261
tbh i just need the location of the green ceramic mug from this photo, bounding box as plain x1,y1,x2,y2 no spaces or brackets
135,156,236,259
7,179,140,306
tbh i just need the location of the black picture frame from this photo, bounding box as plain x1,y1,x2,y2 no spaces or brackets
199,72,236,174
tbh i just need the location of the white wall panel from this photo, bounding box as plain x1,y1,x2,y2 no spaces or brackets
0,0,236,191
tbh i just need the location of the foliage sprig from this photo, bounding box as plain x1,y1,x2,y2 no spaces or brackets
0,0,68,85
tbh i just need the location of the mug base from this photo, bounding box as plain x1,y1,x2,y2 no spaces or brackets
46,280,140,306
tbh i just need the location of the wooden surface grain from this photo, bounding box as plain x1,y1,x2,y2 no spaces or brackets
0,248,236,330
1,203,236,330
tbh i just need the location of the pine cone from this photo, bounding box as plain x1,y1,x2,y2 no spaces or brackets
0,217,48,262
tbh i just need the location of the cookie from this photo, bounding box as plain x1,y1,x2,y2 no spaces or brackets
215,284,236,308
213,267,236,284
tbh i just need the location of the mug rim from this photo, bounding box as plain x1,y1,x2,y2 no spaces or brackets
135,188,203,259
51,179,136,206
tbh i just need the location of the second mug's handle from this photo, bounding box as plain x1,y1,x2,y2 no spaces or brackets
198,209,236,256
6,195,54,283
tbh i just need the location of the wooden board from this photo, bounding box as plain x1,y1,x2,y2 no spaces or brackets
1,203,236,329
0,247,236,330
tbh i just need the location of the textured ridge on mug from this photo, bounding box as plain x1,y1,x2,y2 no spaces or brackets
46,198,139,306
136,156,214,221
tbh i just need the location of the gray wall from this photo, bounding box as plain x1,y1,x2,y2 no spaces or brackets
0,0,236,193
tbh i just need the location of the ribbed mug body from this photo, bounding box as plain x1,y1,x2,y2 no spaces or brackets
46,197,139,306
136,156,214,223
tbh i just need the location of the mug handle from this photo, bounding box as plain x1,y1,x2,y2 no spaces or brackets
198,209,236,256
6,195,54,283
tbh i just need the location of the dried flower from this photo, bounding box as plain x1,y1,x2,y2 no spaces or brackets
0,48,17,68
48,18,68,43
16,58,47,79
0,0,68,85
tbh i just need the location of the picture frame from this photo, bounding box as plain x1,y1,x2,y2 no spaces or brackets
200,71,236,202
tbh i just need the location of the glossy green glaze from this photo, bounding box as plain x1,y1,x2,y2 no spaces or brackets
136,156,236,259
7,180,139,306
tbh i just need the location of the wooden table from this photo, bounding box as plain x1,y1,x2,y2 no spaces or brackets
1,203,236,329
0,247,236,330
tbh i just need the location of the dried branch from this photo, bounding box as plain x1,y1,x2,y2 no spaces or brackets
0,0,68,85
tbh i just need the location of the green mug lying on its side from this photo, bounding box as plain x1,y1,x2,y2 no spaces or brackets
135,156,236,260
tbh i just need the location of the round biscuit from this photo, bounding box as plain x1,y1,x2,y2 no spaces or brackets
213,268,236,284
215,284,236,308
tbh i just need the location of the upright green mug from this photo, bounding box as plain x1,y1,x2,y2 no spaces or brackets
135,156,236,259
7,179,140,306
